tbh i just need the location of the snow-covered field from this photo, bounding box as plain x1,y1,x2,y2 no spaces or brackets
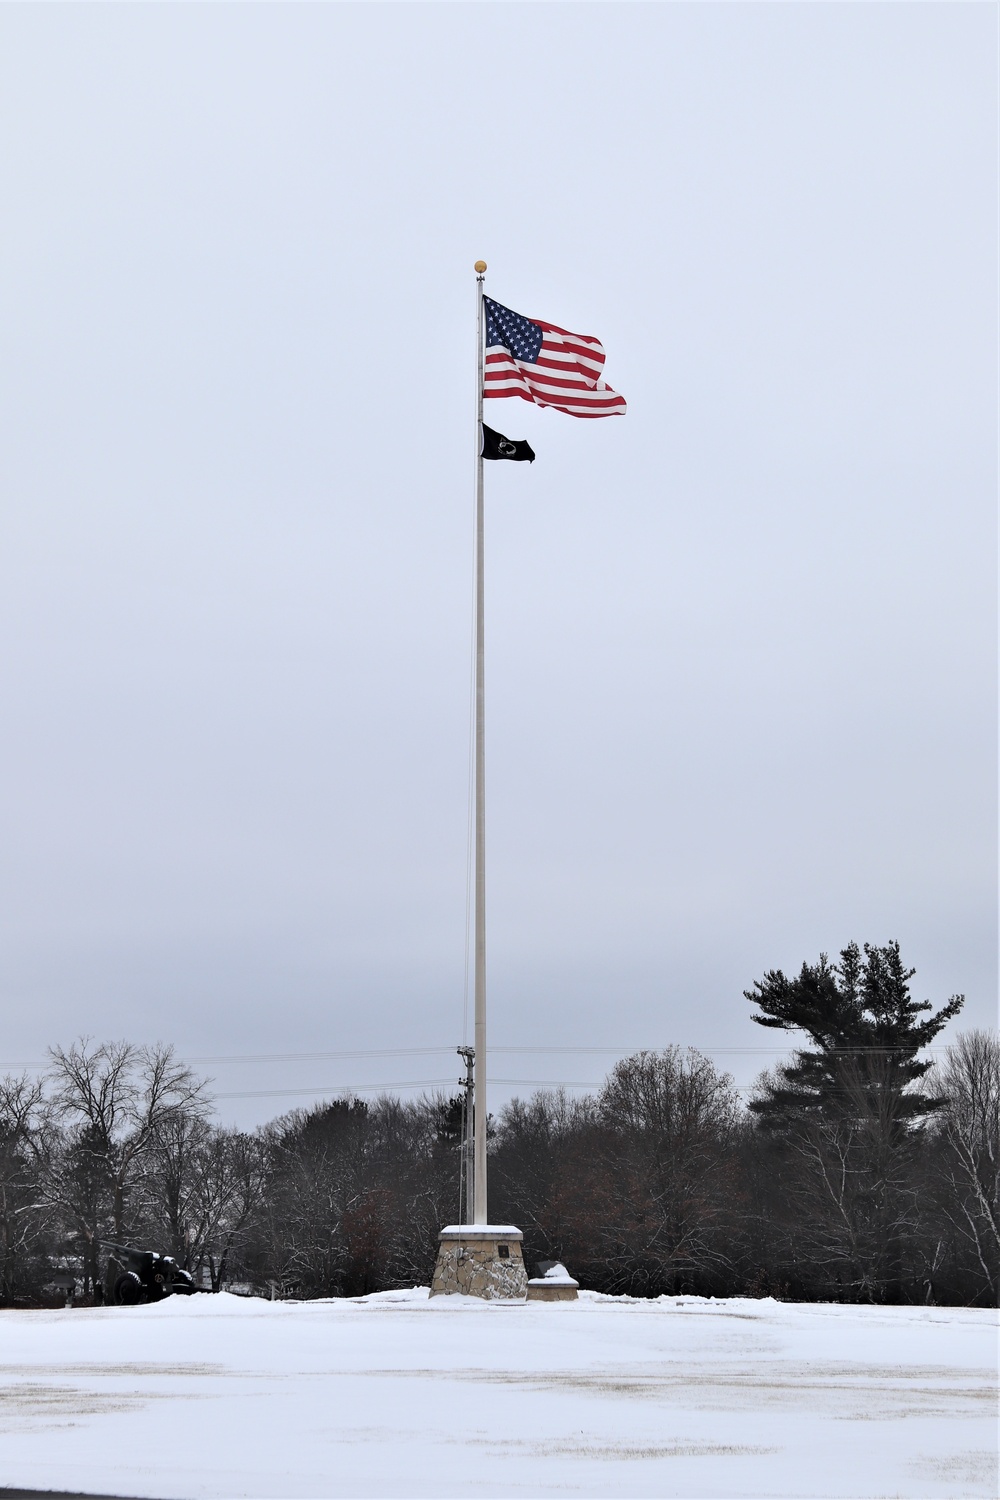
0,1289,995,1499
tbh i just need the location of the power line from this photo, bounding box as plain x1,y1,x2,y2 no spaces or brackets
4,1041,951,1073
213,1079,608,1100
187,1047,451,1065
212,1072,946,1102
213,1079,457,1099
213,1077,838,1103
185,1043,951,1065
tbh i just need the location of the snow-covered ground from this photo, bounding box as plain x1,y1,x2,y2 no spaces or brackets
0,1289,995,1499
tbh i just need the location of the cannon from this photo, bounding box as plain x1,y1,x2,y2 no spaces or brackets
101,1242,205,1306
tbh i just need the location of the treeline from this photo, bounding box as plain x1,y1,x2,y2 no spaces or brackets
1,942,997,1308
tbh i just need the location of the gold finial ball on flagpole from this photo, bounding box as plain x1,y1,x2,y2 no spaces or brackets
474,260,487,273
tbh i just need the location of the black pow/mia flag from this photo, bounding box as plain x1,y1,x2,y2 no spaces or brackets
481,424,535,463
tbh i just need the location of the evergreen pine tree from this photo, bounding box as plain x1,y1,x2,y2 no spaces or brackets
746,940,964,1130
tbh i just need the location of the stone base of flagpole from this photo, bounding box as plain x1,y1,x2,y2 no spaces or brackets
429,1225,527,1301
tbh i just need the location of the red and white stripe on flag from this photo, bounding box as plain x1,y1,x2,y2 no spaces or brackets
484,318,626,418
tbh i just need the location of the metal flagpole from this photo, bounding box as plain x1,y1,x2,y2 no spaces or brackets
472,259,488,1224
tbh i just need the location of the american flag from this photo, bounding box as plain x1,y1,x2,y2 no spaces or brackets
483,298,626,418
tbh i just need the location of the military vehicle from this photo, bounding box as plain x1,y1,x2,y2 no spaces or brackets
102,1242,205,1305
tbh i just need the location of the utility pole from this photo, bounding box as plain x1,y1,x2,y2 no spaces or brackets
456,1046,475,1224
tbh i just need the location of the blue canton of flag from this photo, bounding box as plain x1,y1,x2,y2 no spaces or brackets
484,301,544,365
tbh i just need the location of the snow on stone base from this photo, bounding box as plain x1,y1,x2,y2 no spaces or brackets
437,1224,523,1238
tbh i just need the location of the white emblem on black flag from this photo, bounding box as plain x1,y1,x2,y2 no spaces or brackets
480,423,535,463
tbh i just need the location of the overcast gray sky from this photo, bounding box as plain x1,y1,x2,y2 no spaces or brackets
1,3,995,1125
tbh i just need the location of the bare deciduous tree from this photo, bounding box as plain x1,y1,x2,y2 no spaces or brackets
46,1039,208,1288
0,1074,53,1304
929,1031,1000,1303
594,1049,742,1293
